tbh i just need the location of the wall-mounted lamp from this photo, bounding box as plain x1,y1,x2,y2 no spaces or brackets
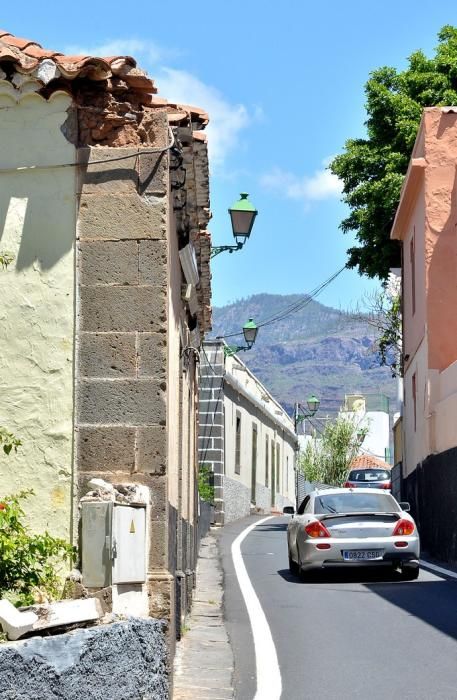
224,318,259,357
211,193,258,258
294,395,320,431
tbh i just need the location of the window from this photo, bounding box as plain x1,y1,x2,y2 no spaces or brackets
235,411,241,474
276,443,280,491
314,492,399,514
348,469,390,482
412,372,417,432
265,435,269,486
410,234,416,316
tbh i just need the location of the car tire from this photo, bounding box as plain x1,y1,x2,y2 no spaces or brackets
299,566,311,582
400,565,419,581
288,551,299,576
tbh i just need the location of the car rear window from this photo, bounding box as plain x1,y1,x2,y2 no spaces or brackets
348,469,390,482
315,492,400,514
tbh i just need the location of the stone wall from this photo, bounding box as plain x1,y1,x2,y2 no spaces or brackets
274,492,295,512
198,342,225,526
75,116,173,622
223,476,251,524
255,482,271,513
0,619,168,700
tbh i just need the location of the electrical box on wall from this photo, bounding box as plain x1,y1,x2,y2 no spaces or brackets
81,501,147,588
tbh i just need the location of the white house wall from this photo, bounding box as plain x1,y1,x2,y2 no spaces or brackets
223,364,296,522
0,90,76,539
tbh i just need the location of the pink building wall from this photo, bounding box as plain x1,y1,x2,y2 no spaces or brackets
392,108,457,472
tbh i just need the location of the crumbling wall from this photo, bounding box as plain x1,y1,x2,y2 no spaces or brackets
0,618,168,700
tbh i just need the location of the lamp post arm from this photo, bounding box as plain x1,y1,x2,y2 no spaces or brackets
210,242,243,259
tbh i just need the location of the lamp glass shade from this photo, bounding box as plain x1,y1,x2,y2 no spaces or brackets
229,193,258,241
306,395,320,413
243,318,258,347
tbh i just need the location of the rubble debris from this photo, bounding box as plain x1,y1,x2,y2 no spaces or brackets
0,597,102,641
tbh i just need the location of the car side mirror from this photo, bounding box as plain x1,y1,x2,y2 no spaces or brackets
399,502,410,512
283,506,295,516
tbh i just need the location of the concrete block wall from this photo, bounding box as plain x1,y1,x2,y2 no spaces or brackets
75,129,174,620
223,476,251,524
198,341,225,526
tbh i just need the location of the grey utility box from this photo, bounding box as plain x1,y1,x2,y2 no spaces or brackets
81,501,147,588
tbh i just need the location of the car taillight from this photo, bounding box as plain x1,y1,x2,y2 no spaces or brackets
305,521,331,538
344,481,352,488
392,519,415,536
380,482,391,490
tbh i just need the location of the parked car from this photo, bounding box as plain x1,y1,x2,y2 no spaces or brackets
344,468,391,491
286,488,420,580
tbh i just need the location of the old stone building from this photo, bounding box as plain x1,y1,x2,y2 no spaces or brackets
0,30,211,649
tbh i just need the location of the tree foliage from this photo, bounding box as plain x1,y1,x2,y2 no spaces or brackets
198,464,215,503
299,416,368,487
331,25,457,280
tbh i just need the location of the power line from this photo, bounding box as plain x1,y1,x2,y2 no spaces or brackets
216,265,347,341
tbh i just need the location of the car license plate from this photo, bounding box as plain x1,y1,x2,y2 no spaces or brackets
342,550,383,561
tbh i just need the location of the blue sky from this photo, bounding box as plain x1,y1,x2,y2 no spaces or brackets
3,2,457,310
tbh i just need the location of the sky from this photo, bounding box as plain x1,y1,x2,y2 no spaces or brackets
4,1,457,311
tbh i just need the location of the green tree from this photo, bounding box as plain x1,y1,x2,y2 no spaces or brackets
331,25,457,280
299,416,368,487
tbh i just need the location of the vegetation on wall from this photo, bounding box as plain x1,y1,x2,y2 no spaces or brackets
0,491,75,607
198,464,215,503
331,25,457,280
299,416,369,487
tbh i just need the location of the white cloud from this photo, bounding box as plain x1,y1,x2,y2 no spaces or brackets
157,68,250,167
65,39,164,64
261,159,342,207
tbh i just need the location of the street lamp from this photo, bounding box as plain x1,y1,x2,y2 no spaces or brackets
294,395,320,432
224,318,259,357
211,193,258,258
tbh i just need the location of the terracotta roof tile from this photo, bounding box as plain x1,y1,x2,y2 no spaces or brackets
350,455,392,470
0,30,156,92
0,31,209,121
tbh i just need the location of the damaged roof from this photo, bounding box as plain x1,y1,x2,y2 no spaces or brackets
0,30,209,127
0,29,155,91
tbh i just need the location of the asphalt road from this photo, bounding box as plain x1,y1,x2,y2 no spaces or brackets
220,515,457,700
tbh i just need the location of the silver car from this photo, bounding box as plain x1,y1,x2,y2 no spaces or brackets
286,488,420,580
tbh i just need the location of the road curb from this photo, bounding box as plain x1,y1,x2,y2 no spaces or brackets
172,532,235,699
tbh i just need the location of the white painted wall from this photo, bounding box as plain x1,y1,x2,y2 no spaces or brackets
0,90,76,539
363,411,390,461
223,354,296,507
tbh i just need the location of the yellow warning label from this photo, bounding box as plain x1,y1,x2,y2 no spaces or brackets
130,520,136,534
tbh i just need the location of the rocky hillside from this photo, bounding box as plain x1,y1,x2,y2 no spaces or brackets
210,294,397,418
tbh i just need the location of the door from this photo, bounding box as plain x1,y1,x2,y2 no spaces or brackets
251,423,257,504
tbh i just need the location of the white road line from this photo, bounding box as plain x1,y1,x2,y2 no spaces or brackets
420,559,457,579
231,516,282,700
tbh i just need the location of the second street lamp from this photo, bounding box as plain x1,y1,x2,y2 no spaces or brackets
294,395,320,432
224,318,259,357
211,193,258,258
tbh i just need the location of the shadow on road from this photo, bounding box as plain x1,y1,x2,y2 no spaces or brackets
366,578,457,641
277,567,408,585
277,567,457,642
253,522,288,532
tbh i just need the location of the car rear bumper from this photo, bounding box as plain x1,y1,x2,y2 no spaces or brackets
299,535,420,570
301,555,420,571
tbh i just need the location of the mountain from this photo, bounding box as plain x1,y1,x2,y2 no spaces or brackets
210,294,397,418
